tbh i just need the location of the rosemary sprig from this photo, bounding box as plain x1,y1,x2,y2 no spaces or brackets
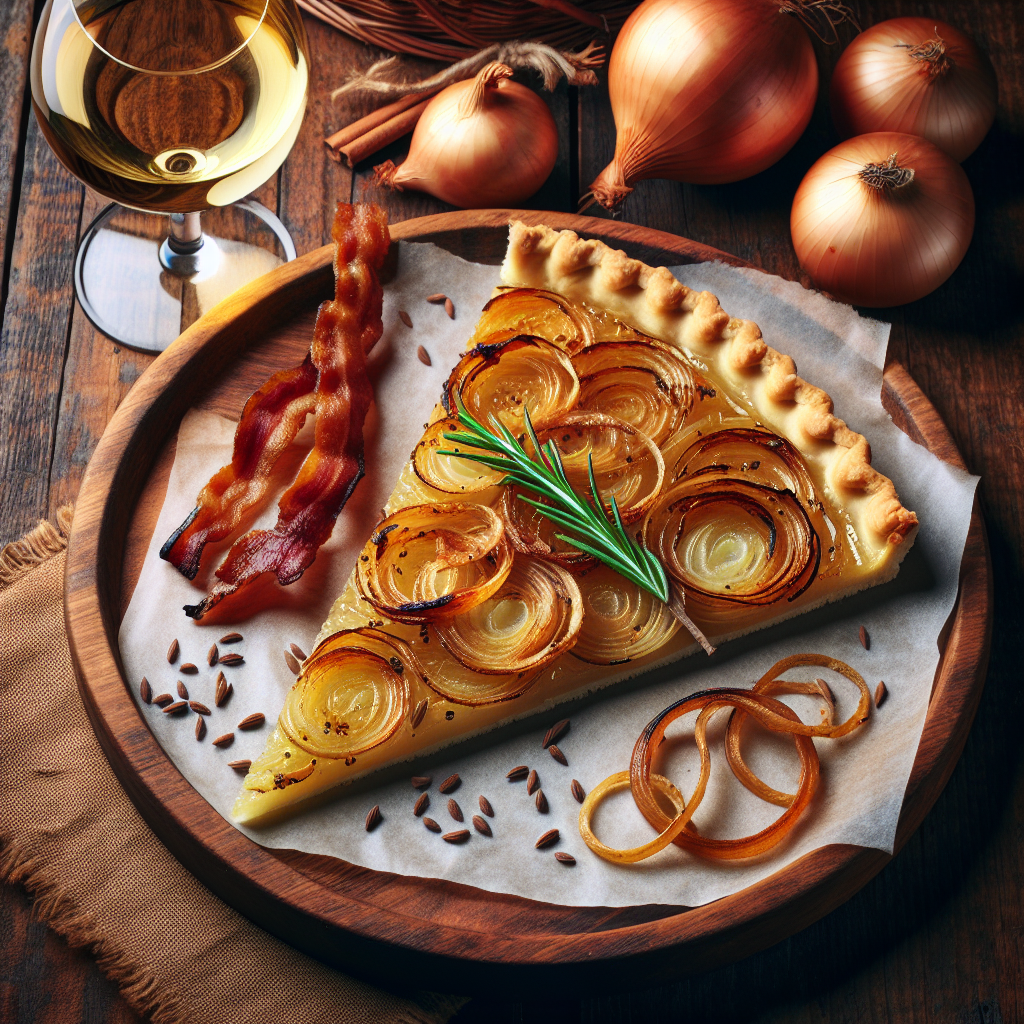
437,403,715,654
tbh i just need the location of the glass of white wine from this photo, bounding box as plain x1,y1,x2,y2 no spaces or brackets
31,0,309,352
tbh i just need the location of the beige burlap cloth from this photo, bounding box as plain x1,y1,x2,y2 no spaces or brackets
0,511,464,1024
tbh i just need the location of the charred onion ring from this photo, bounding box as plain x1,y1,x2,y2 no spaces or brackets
573,340,695,448
356,503,513,624
442,335,579,432
579,654,871,864
571,565,679,665
435,555,583,674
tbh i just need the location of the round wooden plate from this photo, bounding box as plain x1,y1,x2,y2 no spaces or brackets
65,210,992,995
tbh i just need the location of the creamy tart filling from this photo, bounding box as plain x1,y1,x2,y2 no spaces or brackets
233,231,916,826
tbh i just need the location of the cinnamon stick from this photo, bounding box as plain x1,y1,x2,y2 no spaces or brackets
325,90,439,165
337,99,431,168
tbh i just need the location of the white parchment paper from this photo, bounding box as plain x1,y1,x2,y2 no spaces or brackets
119,241,978,909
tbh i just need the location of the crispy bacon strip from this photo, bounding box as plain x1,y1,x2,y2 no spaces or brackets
160,355,318,579
181,203,390,620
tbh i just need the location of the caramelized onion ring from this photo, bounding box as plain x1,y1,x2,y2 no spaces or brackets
435,555,583,674
644,478,820,623
413,416,506,495
356,503,513,624
281,642,410,758
442,336,579,432
571,565,679,664
471,287,594,355
573,340,695,447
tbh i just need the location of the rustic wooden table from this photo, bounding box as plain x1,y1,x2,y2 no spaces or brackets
1,2,1020,1021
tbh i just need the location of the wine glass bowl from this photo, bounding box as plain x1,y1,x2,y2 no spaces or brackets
31,0,309,351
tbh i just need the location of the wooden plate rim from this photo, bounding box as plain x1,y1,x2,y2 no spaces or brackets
64,210,992,989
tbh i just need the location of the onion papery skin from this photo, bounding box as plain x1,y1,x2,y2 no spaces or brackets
830,18,997,163
573,340,695,448
281,642,410,759
644,478,819,633
377,67,558,209
791,132,975,307
590,0,818,207
571,565,680,664
414,416,506,495
442,335,579,433
672,427,816,504
471,288,594,356
355,503,513,625
435,555,583,674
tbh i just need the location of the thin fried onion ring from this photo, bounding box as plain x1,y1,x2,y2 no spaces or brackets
579,654,871,864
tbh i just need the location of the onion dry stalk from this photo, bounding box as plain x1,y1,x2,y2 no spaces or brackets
579,653,871,864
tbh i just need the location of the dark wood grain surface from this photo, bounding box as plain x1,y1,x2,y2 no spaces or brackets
1,1,1021,1021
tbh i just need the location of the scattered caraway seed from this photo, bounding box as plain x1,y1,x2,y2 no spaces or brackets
411,775,432,789
284,650,301,675
443,829,469,844
238,713,265,731
212,733,234,748
162,700,188,715
554,852,576,865
506,765,528,781
411,698,428,729
478,795,494,817
180,663,198,675
227,759,251,772
542,718,570,749
220,632,243,644
189,701,211,715
859,625,870,650
214,672,230,706
398,310,413,328
195,717,206,741
472,815,492,837
535,828,559,849
166,638,179,664
219,653,244,666
289,642,306,662
549,745,568,766
423,817,442,833
176,680,189,700
447,798,463,822
153,693,173,707
413,793,429,816
139,678,152,704
207,644,219,667
438,773,461,794
425,293,446,303
535,790,549,813
416,345,432,367
365,804,383,831
526,769,540,795
571,779,586,804
444,297,455,319
875,681,888,708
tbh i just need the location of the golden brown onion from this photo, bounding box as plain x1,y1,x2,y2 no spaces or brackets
413,416,506,495
644,478,819,631
356,503,513,624
573,340,695,447
470,288,594,355
443,335,579,432
571,564,679,665
435,555,583,674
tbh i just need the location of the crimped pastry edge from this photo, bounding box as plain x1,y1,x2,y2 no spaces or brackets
502,221,919,558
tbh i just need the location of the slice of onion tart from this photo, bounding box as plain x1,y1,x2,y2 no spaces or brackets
233,223,917,826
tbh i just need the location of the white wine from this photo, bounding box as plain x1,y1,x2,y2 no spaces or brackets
31,0,308,213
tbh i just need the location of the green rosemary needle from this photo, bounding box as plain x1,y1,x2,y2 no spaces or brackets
437,402,715,655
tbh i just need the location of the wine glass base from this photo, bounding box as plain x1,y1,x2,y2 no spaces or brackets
74,200,296,354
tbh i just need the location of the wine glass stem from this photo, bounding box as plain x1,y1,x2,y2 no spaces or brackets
160,212,208,276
